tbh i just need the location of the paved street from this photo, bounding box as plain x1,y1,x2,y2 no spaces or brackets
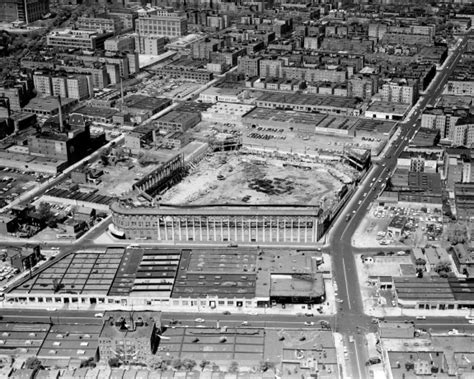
328,31,472,378
2,308,474,334
0,30,471,379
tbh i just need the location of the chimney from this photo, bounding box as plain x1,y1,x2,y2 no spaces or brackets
57,95,64,132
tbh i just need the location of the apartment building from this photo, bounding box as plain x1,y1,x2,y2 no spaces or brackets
60,51,138,78
368,23,388,41
33,73,53,96
258,59,347,83
135,35,166,55
445,80,474,96
238,56,262,77
380,79,419,105
0,0,49,23
104,35,136,52
0,81,33,110
33,73,92,100
154,67,213,82
348,74,377,100
396,151,440,173
192,38,222,60
421,108,463,139
444,148,474,191
304,36,320,50
56,64,109,89
66,76,92,100
108,8,138,31
52,76,67,98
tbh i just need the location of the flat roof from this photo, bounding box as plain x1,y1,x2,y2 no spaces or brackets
256,91,360,109
0,150,66,166
11,248,125,295
24,97,77,112
394,276,455,301
156,110,198,124
354,118,396,135
73,106,118,119
407,172,442,192
171,249,256,298
244,107,335,128
270,273,324,298
448,277,474,301
200,86,242,97
123,95,170,110
366,101,410,114
45,187,114,206
111,202,322,217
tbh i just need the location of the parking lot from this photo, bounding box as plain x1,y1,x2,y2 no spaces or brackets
354,203,445,248
0,258,19,286
0,167,51,207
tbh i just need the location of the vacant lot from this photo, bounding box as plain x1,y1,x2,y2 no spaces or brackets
161,151,347,211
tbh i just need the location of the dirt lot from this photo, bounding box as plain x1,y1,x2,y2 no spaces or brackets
95,156,172,196
161,151,349,211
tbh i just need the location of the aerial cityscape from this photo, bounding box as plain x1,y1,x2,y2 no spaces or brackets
0,0,473,377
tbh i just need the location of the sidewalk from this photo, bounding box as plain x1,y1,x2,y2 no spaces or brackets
333,333,349,379
0,299,335,317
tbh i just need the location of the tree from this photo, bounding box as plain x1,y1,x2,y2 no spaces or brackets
172,359,183,370
25,357,43,371
434,260,451,277
228,361,239,373
416,268,424,278
100,153,109,166
108,357,121,368
80,357,96,368
36,202,54,224
69,205,77,217
182,359,197,371
447,224,468,244
199,360,210,371
259,360,275,372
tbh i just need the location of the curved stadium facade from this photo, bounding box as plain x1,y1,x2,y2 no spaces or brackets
110,202,328,244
